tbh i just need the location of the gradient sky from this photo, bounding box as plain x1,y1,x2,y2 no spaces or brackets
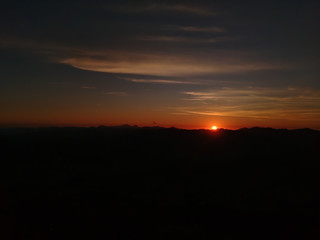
1,0,320,129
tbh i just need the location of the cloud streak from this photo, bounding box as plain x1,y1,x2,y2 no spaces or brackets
103,91,128,96
81,86,96,89
60,51,285,77
138,35,229,43
178,87,320,120
119,77,202,85
178,26,226,33
114,3,216,16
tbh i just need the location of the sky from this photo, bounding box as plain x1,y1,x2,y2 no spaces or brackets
1,0,320,129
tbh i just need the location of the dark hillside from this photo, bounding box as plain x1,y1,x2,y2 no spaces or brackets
1,127,319,239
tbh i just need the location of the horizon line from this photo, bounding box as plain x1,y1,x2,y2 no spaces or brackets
0,124,319,132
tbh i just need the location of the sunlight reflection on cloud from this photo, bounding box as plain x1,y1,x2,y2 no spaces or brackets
177,87,320,120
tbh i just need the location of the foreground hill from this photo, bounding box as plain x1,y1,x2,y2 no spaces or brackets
1,126,319,239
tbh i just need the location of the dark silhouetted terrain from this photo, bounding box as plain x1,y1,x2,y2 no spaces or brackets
1,126,319,239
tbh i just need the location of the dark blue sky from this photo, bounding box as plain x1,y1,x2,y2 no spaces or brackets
1,0,320,129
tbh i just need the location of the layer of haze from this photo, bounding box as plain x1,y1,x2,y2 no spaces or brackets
1,0,320,129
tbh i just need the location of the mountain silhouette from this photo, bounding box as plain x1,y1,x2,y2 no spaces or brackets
1,126,319,240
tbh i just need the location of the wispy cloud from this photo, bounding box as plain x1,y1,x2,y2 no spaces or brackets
60,51,284,77
2,36,287,78
138,36,188,42
178,26,226,33
119,77,201,85
157,4,216,16
138,35,228,43
114,3,216,16
177,87,320,120
81,86,96,89
103,91,127,96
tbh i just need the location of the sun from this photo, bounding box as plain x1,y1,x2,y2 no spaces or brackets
211,126,218,130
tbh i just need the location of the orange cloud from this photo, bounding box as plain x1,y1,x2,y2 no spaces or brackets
60,51,285,77
177,87,320,120
119,77,201,85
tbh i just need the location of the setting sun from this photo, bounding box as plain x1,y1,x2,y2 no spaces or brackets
211,126,218,130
